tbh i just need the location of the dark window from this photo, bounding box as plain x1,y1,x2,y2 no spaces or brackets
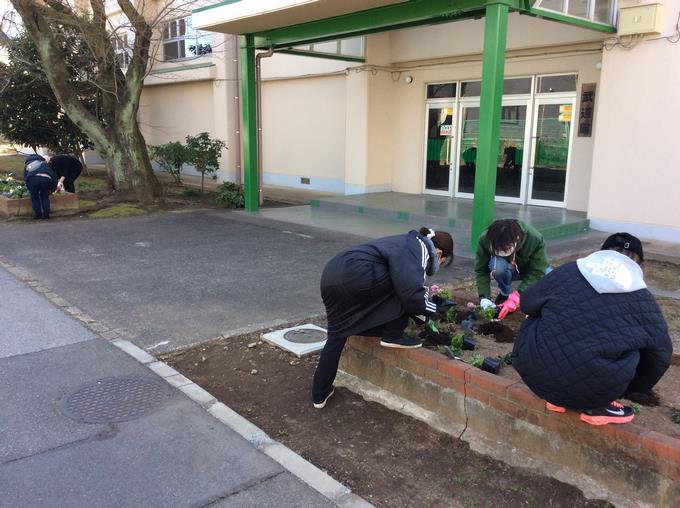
503,77,532,95
536,74,577,93
427,83,456,99
460,81,481,97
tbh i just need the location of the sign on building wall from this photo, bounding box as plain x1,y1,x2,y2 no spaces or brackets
578,83,597,137
558,104,573,122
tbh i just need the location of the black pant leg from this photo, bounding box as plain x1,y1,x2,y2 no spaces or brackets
312,335,347,402
26,177,42,218
38,180,51,217
379,314,409,340
64,178,76,193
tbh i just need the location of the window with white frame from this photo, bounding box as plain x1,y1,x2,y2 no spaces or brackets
533,0,617,25
112,32,132,68
289,36,365,59
162,17,212,61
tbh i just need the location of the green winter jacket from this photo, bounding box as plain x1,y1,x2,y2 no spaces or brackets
475,220,548,298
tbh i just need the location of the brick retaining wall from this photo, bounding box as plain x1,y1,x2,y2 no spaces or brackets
0,193,79,217
339,337,680,507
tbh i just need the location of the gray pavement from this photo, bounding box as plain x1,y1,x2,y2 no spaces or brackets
0,264,335,508
0,209,473,353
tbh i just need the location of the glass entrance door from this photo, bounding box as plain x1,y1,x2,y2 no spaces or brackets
528,98,574,205
424,103,455,194
455,101,529,203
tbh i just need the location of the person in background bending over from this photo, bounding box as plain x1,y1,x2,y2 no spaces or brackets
48,154,83,193
512,233,672,426
474,218,548,319
312,227,455,409
23,154,57,220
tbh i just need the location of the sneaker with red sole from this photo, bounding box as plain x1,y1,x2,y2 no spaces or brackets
580,401,635,426
546,402,566,413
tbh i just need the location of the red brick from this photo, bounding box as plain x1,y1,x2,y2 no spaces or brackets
407,348,441,370
642,431,680,464
506,383,547,413
438,359,472,381
466,369,514,397
655,459,680,482
465,385,492,405
346,336,376,354
423,368,464,391
372,345,399,365
596,422,648,451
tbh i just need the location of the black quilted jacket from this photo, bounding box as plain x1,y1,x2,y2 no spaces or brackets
512,260,672,410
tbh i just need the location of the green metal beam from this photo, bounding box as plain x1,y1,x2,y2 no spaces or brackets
252,0,514,49
524,7,616,33
470,1,509,251
240,34,259,212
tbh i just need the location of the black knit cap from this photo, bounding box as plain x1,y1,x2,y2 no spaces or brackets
601,232,644,262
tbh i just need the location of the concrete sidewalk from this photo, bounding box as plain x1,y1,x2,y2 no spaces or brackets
0,267,362,507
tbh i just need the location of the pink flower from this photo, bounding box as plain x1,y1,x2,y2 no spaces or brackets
466,302,476,310
430,284,441,294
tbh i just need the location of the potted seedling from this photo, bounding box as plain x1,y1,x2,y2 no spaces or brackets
467,354,484,368
481,356,501,374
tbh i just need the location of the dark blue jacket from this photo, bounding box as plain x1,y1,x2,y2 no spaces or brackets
24,155,57,186
321,230,438,338
512,252,672,410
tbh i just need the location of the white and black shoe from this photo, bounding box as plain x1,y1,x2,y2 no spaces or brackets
313,387,335,409
380,333,422,349
580,401,635,426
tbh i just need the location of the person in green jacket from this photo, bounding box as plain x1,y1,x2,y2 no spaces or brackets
475,219,549,319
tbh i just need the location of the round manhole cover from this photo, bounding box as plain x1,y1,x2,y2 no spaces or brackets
60,377,170,424
283,328,327,344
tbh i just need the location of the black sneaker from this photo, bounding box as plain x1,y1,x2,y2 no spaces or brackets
313,387,335,409
380,333,422,349
495,293,508,305
580,401,635,426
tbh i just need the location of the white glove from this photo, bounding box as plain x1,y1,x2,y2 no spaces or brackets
56,181,64,193
480,298,496,310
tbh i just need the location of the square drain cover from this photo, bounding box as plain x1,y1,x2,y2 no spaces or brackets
262,324,327,357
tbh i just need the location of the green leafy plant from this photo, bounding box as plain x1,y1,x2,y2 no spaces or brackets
215,182,245,208
500,353,513,366
672,409,680,424
426,320,439,333
0,175,28,198
149,142,188,184
442,307,457,323
467,354,484,368
450,332,465,355
476,305,498,321
629,402,642,414
405,318,420,337
185,132,227,193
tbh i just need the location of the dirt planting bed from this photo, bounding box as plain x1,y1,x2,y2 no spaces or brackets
415,286,680,438
162,325,608,508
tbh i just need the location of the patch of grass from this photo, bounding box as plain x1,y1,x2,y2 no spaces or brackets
78,199,97,208
0,154,25,174
510,484,520,493
88,203,147,219
77,175,109,192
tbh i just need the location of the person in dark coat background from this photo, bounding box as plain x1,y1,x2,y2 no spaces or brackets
23,154,58,220
512,233,672,426
312,227,455,409
48,154,83,193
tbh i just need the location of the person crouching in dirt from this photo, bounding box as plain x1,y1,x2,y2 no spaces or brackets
312,227,455,409
474,218,549,320
512,233,672,426
24,154,58,220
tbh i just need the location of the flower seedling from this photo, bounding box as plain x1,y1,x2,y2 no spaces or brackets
426,320,439,333
476,305,498,321
467,354,484,368
629,402,642,414
450,332,464,354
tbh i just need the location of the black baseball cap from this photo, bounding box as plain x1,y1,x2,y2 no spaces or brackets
601,232,644,262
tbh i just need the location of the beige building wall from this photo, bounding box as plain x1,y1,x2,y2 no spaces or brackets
588,0,680,241
261,75,347,192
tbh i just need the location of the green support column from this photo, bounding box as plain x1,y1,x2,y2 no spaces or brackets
240,34,259,212
470,1,509,251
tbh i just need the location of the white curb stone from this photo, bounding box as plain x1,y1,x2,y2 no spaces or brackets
148,361,179,378
164,373,193,388
111,339,155,364
207,402,272,447
179,383,216,407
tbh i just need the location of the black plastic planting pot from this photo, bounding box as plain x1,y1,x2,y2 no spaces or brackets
481,357,501,374
462,337,476,351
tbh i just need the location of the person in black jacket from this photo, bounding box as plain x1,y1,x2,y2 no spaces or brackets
23,154,58,220
48,154,83,193
513,233,672,426
312,227,455,408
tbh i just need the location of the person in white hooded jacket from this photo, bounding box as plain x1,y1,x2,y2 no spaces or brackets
512,233,672,426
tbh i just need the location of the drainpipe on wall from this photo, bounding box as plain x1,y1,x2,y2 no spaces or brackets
232,35,242,186
255,47,275,206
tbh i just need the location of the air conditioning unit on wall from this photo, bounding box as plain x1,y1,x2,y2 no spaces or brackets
618,3,664,35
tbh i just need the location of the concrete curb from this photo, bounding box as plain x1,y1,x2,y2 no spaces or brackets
0,257,373,508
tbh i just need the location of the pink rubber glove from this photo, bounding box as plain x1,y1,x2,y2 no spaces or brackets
497,291,520,320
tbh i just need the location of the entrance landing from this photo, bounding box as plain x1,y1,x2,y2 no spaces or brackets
311,192,589,241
